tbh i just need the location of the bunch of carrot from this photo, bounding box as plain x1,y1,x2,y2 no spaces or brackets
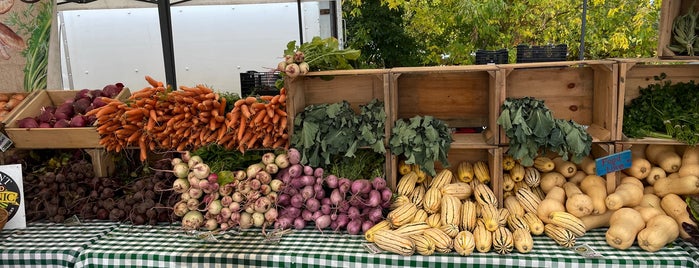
87,76,289,161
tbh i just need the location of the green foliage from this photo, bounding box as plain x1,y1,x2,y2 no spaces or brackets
4,2,52,91
389,115,453,176
343,0,660,65
285,37,361,71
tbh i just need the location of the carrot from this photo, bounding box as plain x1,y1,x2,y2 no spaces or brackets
272,114,281,124
246,133,260,149
275,108,288,117
227,112,240,129
270,95,281,105
266,106,275,118
237,119,247,141
234,99,246,107
209,119,217,132
280,87,287,95
218,132,234,145
260,95,274,101
127,131,141,144
251,102,267,111
239,131,253,146
241,104,252,119
218,98,226,114
204,92,215,100
94,105,117,118
145,76,160,88
215,115,225,123
245,96,257,105
216,125,227,141
278,93,287,104
262,135,273,147
139,136,148,162
280,117,288,131
272,137,287,148
253,110,266,125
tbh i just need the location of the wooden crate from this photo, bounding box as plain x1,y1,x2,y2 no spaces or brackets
390,65,501,148
0,91,39,130
4,89,131,149
390,147,503,205
499,60,618,144
616,58,699,143
657,0,699,60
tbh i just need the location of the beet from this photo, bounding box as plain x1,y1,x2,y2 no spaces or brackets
17,117,39,128
102,84,123,98
37,107,56,123
53,119,70,128
55,102,74,120
72,98,91,114
70,115,87,127
92,97,107,108
90,89,104,100
75,89,92,100
39,122,52,128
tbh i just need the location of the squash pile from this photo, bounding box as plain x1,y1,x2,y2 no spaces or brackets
366,160,541,256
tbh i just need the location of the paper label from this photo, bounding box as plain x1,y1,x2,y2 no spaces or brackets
362,243,384,254
573,243,603,258
0,133,12,152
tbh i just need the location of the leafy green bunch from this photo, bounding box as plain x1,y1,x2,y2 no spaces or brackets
497,97,592,166
389,115,453,176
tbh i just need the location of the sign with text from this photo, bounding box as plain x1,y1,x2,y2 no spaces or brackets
595,150,632,176
1,164,25,229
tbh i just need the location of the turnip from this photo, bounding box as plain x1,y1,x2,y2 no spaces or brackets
180,192,191,202
252,212,265,227
188,173,200,189
288,148,301,165
325,175,339,189
275,216,293,229
285,63,301,78
69,115,88,127
207,200,223,215
219,183,234,196
338,178,351,194
314,187,325,200
254,196,272,213
299,62,309,75
275,153,290,169
173,178,190,194
219,222,230,231
247,163,265,179
262,152,277,165
197,179,210,191
53,119,70,128
367,190,382,208
346,219,363,235
320,204,331,215
277,61,287,72
230,212,241,223
290,194,305,208
362,220,375,233
174,201,189,217
371,177,387,191
39,122,51,128
277,193,291,207
288,164,303,178
180,151,192,163
239,212,253,229
269,179,284,192
284,54,294,64
188,188,203,199
256,171,272,184
303,165,314,176
207,173,218,184
300,185,315,200
380,188,392,202
330,189,344,206
284,207,302,219
335,213,350,231
182,210,204,230
301,209,313,222
347,206,362,220
264,164,279,175
351,179,372,195
259,184,272,195
337,201,350,213
191,163,210,179
315,215,332,230
293,51,305,63
366,207,383,223
171,162,189,178
17,117,39,128
311,210,323,221
229,202,241,212
204,218,218,231
305,198,321,212
313,167,324,179
264,208,278,223
293,217,306,230
234,170,246,181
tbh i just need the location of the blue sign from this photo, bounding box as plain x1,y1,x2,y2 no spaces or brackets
595,150,632,176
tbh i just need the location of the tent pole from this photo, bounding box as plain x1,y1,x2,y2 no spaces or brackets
157,0,177,88
579,0,588,61
297,0,304,43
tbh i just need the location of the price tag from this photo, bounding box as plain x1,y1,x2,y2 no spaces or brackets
362,243,384,254
63,215,82,226
573,243,603,258
0,132,12,152
595,150,632,176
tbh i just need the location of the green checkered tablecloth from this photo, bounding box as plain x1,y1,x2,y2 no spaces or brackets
73,224,699,268
0,221,118,268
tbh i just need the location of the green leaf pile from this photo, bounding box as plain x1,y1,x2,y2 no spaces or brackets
389,116,453,176
622,74,699,145
497,97,592,166
284,37,361,72
291,99,386,168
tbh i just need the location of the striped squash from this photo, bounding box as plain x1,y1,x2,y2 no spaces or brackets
544,223,576,248
439,223,460,238
426,213,441,228
513,228,534,253
504,195,525,217
498,208,510,227
503,173,515,192
480,203,501,232
453,230,476,256
523,212,545,235
460,200,478,232
516,188,541,214
510,163,525,182
474,219,493,253
492,226,514,255
423,228,453,253
457,161,475,183
386,202,417,228
534,156,555,173
412,209,428,223
548,211,586,237
524,167,541,187
440,182,472,200
397,172,418,197
423,187,442,214
473,161,491,184
373,229,415,256
473,183,498,207
410,234,435,256
507,213,530,232
390,195,411,210
503,155,516,171
364,220,391,242
440,194,462,226
409,184,426,209
395,222,431,237
430,169,454,190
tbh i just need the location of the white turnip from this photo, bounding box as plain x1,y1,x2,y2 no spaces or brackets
189,188,203,199
174,201,189,217
257,171,272,184
182,210,204,230
261,152,276,165
172,163,189,178
173,178,190,194
239,212,253,229
231,192,244,203
252,212,265,227
204,218,218,231
264,164,278,176
247,163,265,179
191,163,210,179
266,192,278,203
275,153,290,169
254,196,272,213
229,202,241,212
285,63,301,78
207,200,223,215
187,155,203,168
259,184,272,195
264,208,278,223
269,179,284,192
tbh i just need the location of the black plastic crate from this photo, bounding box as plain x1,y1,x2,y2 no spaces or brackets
240,71,281,96
475,49,509,64
516,44,568,63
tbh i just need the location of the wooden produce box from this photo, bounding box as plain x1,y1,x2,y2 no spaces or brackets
390,65,501,148
284,69,393,184
657,0,699,60
616,58,699,144
0,91,38,130
390,147,503,204
4,89,131,149
499,60,618,144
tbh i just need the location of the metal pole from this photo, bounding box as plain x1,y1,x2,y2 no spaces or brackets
297,0,304,43
579,0,588,61
157,0,177,88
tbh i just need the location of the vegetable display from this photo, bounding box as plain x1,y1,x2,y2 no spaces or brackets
389,115,453,176
87,76,289,162
17,83,124,129
497,97,592,166
622,75,699,145
275,148,389,234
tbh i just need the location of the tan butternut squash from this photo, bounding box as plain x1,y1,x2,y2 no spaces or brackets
567,171,587,185
580,210,614,231
539,172,566,193
636,206,666,222
578,156,596,176
636,214,679,252
681,146,699,166
579,175,607,215
653,175,699,197
553,157,577,178
679,164,699,178
666,172,680,180
646,144,682,173
605,177,644,210
606,208,645,250
661,194,698,239
536,186,566,224
636,193,661,209
563,182,593,217
645,167,666,186
623,157,651,179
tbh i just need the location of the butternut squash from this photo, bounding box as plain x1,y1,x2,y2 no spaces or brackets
539,172,566,193
579,175,607,215
681,146,699,166
553,157,577,178
636,214,679,252
645,167,666,186
580,210,614,231
563,182,593,217
536,186,566,224
636,206,666,222
606,208,645,250
646,144,682,173
578,156,596,176
653,175,699,197
666,172,680,180
636,193,661,209
660,194,698,239
567,171,587,185
623,157,651,179
679,164,699,178
605,177,644,210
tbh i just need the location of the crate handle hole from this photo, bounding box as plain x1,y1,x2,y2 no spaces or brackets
569,105,578,112
567,83,576,89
